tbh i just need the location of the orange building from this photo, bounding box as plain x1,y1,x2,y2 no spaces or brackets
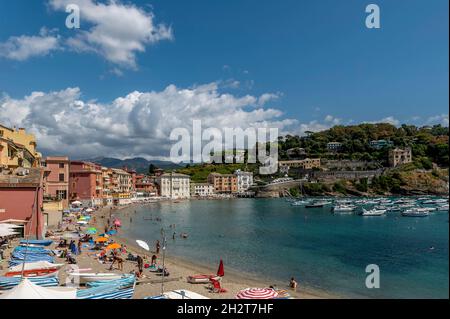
207,173,238,193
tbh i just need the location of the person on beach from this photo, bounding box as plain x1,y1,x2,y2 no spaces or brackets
137,255,143,275
289,277,298,290
77,240,82,254
173,232,176,240
151,254,157,266
156,240,160,254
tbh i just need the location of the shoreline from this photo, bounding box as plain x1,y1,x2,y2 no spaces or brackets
94,203,341,299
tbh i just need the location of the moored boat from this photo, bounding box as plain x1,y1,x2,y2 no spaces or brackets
401,209,429,217
360,208,386,216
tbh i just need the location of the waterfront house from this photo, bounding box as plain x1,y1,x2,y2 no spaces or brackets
69,161,104,207
234,170,254,192
190,183,215,197
207,173,238,193
157,172,191,199
111,168,133,205
135,174,157,197
41,156,70,209
0,167,47,238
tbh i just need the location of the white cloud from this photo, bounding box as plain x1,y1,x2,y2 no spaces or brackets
0,83,296,160
49,0,173,69
425,114,449,126
0,28,60,61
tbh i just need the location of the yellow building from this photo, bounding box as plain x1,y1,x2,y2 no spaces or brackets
0,124,42,169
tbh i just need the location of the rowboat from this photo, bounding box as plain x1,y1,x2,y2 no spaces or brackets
19,240,53,247
68,273,124,285
187,274,220,284
9,261,64,273
4,268,59,278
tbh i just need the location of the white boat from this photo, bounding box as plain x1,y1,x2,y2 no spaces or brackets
332,205,356,213
437,204,449,211
401,209,429,217
68,273,124,284
361,208,386,216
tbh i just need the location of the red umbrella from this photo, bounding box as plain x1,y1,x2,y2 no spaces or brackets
235,288,278,299
114,219,121,227
217,259,224,277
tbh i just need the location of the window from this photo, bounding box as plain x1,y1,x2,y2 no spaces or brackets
59,163,65,168
57,190,67,200
59,173,65,182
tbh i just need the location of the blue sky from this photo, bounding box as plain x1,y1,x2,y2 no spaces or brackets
0,0,448,159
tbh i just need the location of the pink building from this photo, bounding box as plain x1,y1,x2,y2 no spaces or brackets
0,167,47,238
69,161,103,207
42,156,69,209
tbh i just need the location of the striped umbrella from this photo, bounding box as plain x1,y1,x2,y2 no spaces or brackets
235,288,278,299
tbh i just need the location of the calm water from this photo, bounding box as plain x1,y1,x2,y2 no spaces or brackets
120,198,449,298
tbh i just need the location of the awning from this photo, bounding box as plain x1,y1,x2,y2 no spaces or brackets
0,278,76,299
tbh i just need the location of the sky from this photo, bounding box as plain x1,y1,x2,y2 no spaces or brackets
0,0,448,160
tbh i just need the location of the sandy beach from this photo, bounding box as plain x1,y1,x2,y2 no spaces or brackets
88,204,338,299
0,203,338,299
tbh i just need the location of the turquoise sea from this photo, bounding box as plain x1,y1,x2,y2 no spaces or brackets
120,198,449,299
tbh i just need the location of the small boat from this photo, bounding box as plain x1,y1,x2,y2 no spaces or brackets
4,268,59,278
437,204,449,211
332,205,356,213
291,200,309,206
187,274,220,284
68,273,124,285
19,240,53,247
360,208,386,216
401,209,429,217
306,201,331,208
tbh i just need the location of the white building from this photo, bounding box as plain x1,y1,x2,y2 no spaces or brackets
327,142,343,151
157,173,191,199
191,183,215,197
234,170,254,193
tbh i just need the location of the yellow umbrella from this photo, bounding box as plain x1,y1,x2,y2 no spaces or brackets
106,243,121,250
95,237,108,243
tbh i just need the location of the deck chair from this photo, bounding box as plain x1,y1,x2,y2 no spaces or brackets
209,278,227,293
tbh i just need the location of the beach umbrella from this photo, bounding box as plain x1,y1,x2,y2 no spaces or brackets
235,288,278,299
114,219,121,227
86,228,97,235
136,240,150,251
217,259,224,277
95,237,108,243
85,208,93,213
76,221,88,225
106,243,121,250
71,201,82,206
106,230,117,235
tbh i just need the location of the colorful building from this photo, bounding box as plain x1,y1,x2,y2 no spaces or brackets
42,156,70,209
207,173,238,193
135,174,157,196
0,167,47,238
69,161,103,207
0,125,42,169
